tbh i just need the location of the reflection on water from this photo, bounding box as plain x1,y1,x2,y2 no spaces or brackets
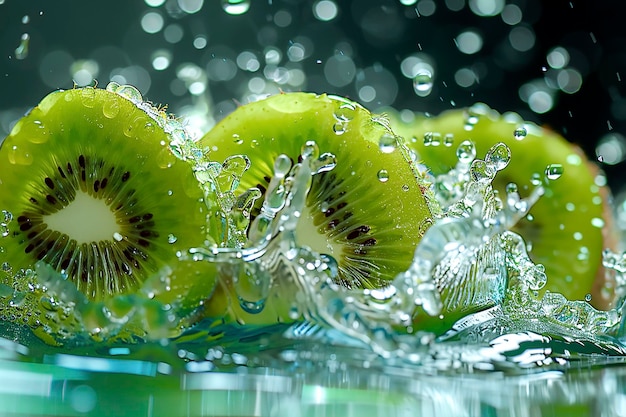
2,328,626,417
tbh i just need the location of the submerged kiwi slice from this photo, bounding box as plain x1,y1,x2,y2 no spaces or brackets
0,86,209,305
201,92,434,291
388,104,616,309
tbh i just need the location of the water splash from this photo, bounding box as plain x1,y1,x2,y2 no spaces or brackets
1,89,626,372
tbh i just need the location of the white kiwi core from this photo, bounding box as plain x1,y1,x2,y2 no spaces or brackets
295,204,342,257
43,191,120,244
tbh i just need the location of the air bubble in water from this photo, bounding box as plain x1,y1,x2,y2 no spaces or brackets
222,0,250,15
377,169,389,182
14,33,30,60
545,164,564,180
413,70,433,96
514,126,527,140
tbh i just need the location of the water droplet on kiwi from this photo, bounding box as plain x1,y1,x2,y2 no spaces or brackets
334,103,356,121
23,120,50,144
78,88,97,108
545,163,564,180
102,99,120,119
232,134,243,145
302,141,320,160
0,215,9,237
456,140,476,164
377,169,389,182
333,121,347,135
418,217,433,237
7,145,33,166
105,81,121,93
0,282,12,297
167,234,178,244
444,134,454,147
115,85,143,103
585,294,592,302
143,122,156,136
379,134,397,153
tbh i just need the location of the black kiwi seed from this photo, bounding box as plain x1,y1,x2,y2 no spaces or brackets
14,154,161,298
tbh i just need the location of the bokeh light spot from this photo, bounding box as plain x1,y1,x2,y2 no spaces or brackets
455,30,483,55
313,0,338,22
164,24,184,44
501,4,522,25
178,0,203,14
469,0,505,17
509,26,535,52
140,11,164,34
547,47,570,69
596,133,626,165
324,55,356,87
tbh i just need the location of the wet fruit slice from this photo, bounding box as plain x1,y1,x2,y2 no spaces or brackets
201,92,434,290
0,86,211,308
201,93,431,288
388,104,617,309
196,92,436,327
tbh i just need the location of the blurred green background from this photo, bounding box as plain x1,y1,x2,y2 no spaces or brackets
1,0,625,190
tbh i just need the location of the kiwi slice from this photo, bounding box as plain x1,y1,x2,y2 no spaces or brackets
0,86,210,306
200,92,434,292
387,104,617,309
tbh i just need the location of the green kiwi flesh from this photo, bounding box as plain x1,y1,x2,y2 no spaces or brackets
388,105,614,308
201,92,434,292
0,87,210,307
